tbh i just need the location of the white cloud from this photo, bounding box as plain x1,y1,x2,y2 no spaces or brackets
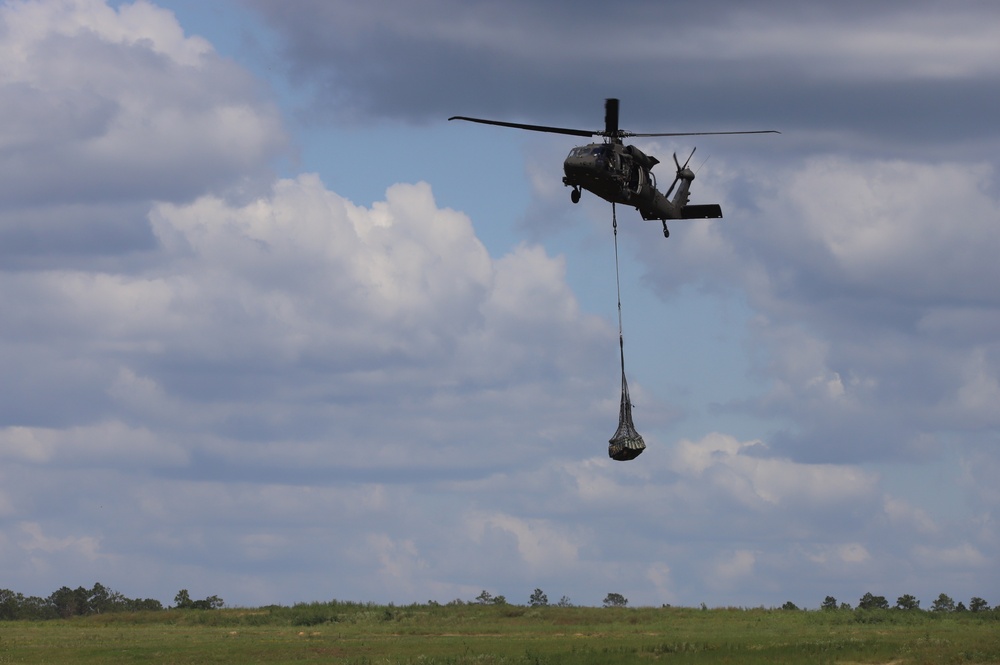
0,149,617,600
645,562,676,604
913,542,989,569
0,0,285,200
639,155,1000,463
18,521,105,561
670,433,878,507
953,349,1000,426
771,159,1000,301
0,421,188,467
466,512,581,572
0,0,287,268
710,549,756,586
804,542,870,565
6,170,607,416
882,496,939,536
362,533,427,593
0,0,212,70
146,176,494,364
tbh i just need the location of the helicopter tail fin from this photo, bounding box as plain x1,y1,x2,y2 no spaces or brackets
680,204,723,219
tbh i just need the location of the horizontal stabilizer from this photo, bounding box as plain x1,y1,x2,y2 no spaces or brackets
681,204,723,219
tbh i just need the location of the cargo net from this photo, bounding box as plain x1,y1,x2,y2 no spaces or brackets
608,203,645,461
609,345,646,461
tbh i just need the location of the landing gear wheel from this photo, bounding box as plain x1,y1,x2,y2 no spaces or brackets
570,188,581,204
661,221,670,238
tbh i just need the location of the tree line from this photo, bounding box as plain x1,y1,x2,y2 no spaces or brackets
483,589,995,613
777,593,992,613
1,583,994,620
808,592,992,613
0,583,223,621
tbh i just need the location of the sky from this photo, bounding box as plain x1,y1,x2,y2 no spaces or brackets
1,0,999,610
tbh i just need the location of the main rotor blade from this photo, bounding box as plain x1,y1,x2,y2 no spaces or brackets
627,130,780,137
448,116,595,138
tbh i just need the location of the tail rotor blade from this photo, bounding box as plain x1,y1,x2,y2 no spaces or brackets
665,152,681,197
682,147,696,170
665,177,680,198
666,148,698,198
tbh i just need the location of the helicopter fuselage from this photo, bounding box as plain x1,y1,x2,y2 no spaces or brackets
562,141,706,223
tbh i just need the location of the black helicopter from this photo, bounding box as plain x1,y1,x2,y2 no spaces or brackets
450,99,777,238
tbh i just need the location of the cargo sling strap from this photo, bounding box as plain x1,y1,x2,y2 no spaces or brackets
608,204,646,461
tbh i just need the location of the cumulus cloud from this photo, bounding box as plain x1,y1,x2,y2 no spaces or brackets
710,549,757,586
467,512,581,572
0,0,287,266
3,171,615,475
0,125,628,601
670,433,878,507
633,156,1000,464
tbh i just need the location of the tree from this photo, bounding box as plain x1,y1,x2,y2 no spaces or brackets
931,593,955,613
528,588,548,607
490,595,507,606
0,589,20,620
128,597,164,612
895,594,920,611
858,592,890,610
173,589,223,610
970,597,990,612
198,595,225,610
20,595,51,620
89,583,109,613
49,586,79,619
781,601,799,610
821,596,838,611
557,595,573,607
174,589,193,609
603,592,628,608
475,590,493,605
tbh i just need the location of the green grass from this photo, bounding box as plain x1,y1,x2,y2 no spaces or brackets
2,603,999,664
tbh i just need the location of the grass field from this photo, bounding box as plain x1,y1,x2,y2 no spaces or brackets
2,601,999,664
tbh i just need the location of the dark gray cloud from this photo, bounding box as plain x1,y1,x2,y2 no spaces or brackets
244,0,1000,158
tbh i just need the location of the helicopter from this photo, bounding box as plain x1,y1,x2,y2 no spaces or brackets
449,98,777,238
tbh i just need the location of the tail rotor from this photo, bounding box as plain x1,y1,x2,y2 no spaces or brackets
664,147,697,198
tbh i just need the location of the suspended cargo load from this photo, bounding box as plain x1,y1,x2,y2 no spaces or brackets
609,366,645,461
607,202,646,461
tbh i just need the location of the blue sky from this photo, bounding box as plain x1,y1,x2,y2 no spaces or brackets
1,0,999,610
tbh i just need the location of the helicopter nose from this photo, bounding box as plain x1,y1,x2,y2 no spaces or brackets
563,157,592,181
